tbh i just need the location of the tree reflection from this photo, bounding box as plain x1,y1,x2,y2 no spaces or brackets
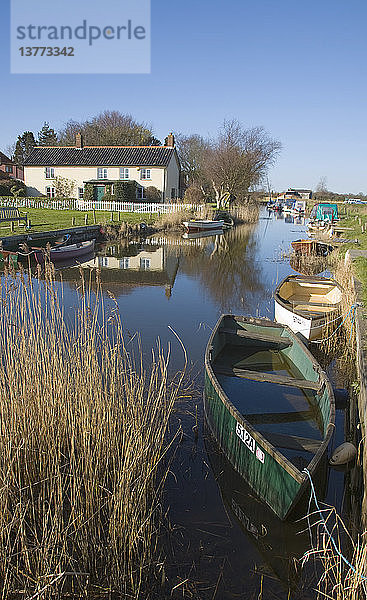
177,224,265,310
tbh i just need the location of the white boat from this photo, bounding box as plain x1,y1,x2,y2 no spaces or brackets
274,275,343,341
182,219,224,233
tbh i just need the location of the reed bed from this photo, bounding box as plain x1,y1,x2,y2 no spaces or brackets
0,266,184,598
301,505,367,599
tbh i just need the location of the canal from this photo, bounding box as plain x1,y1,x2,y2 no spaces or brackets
55,208,355,599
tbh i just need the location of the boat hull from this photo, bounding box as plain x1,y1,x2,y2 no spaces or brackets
34,240,95,263
204,315,335,520
183,220,224,233
274,275,343,341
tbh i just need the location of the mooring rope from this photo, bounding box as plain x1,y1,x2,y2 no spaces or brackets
311,303,358,344
302,468,367,582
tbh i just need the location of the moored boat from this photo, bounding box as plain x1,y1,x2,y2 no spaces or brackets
182,219,224,233
0,250,18,267
33,239,95,263
274,274,343,341
204,314,335,520
291,239,333,256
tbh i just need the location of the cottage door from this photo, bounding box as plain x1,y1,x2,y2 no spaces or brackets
94,186,105,201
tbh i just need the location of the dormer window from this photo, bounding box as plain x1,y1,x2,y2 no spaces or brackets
45,167,55,179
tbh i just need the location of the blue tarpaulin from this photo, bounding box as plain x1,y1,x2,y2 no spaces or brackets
310,203,338,222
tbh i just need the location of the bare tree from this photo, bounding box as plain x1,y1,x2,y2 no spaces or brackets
176,134,209,189
316,176,328,200
3,142,16,159
58,110,160,146
53,176,76,198
203,120,281,208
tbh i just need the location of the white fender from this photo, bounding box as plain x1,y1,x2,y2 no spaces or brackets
330,442,357,466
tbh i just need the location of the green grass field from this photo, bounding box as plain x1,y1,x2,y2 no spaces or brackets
0,208,156,237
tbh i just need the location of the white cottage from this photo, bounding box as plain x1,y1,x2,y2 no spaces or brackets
24,133,181,201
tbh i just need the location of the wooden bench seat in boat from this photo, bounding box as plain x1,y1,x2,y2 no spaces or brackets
246,410,316,425
214,364,320,391
220,328,292,348
261,431,322,453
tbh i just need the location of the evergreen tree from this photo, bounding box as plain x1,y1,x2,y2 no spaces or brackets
13,131,36,165
38,122,58,146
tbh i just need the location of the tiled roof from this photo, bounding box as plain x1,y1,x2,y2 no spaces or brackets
24,146,176,168
0,152,13,165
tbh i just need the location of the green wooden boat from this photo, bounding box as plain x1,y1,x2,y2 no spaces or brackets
204,314,335,520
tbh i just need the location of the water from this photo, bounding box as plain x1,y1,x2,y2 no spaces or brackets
25,209,355,598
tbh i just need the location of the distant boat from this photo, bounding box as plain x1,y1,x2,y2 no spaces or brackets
33,240,95,263
291,239,333,256
183,219,224,233
204,314,335,520
274,274,343,340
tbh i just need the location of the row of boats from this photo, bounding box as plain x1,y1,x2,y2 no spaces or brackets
204,264,345,519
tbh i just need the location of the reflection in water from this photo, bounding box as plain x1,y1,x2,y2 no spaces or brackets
204,425,315,597
178,225,265,310
61,224,264,309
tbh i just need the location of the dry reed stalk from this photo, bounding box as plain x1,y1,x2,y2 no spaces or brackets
301,506,367,600
0,267,184,598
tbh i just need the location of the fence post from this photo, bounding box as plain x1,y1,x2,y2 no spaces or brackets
93,209,96,224
84,213,88,225
110,212,114,222
72,216,76,226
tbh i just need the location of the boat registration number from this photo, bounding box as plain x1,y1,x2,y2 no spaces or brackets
236,422,255,453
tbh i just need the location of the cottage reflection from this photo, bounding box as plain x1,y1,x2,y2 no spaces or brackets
69,242,179,295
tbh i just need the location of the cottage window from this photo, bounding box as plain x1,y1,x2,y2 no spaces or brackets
5,166,13,173
45,167,55,179
140,168,151,180
78,187,84,199
140,258,151,270
136,186,145,200
119,168,129,180
119,258,130,269
171,188,176,199
97,168,108,179
46,187,56,198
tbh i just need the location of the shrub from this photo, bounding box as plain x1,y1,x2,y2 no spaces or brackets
0,178,26,197
145,186,162,202
83,183,94,202
114,181,138,202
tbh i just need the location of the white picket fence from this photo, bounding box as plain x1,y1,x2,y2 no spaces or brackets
0,197,203,214
75,200,202,213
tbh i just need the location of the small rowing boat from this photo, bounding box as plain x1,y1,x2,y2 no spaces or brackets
33,240,95,263
291,239,333,257
274,274,343,341
204,314,335,520
182,219,224,233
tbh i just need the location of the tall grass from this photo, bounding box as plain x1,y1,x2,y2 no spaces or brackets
301,505,367,600
0,265,183,598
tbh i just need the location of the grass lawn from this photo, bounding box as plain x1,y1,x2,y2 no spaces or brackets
0,208,156,237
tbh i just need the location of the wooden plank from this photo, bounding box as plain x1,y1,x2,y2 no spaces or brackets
220,327,291,347
214,364,320,391
262,431,322,453
246,410,315,425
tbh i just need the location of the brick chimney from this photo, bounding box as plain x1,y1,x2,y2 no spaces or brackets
75,132,83,148
165,132,175,147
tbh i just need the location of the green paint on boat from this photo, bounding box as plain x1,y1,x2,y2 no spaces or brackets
204,315,335,520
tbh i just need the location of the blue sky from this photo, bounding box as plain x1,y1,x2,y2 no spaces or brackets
1,0,367,193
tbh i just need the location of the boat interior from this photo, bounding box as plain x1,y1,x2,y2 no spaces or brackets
278,278,342,313
211,316,329,470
